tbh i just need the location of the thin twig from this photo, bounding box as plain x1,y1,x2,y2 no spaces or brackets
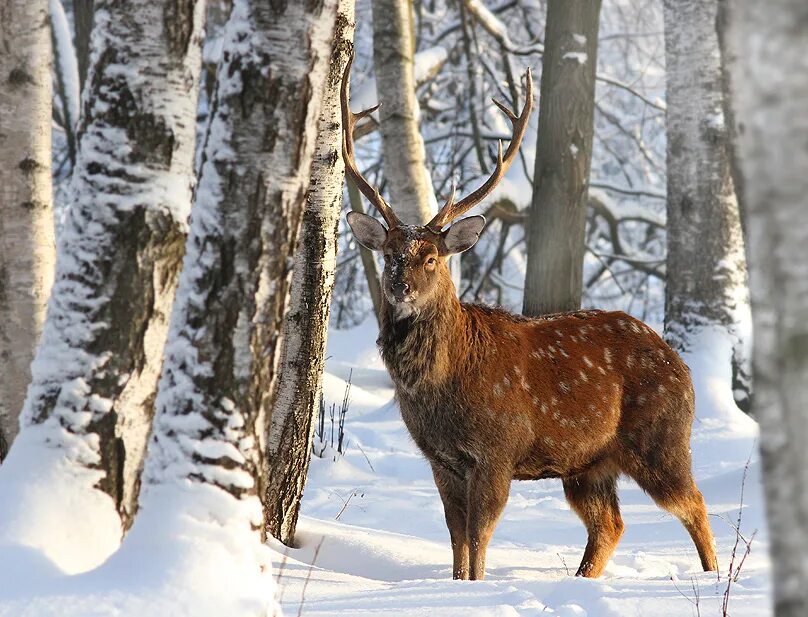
297,537,325,617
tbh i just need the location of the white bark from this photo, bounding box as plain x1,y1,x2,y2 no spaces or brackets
662,0,751,411
0,0,205,571
0,0,55,461
725,2,808,614
141,0,337,548
264,0,355,545
372,0,436,224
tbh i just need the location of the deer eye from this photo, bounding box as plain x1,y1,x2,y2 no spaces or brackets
425,257,437,268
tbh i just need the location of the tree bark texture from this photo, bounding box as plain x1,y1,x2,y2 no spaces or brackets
371,0,435,224
523,0,601,317
662,0,751,411
724,2,808,615
142,0,338,541
0,0,55,461
18,0,205,526
264,0,355,546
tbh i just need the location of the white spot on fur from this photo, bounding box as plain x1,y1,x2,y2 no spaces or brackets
578,370,589,383
540,402,548,415
544,436,554,446
559,382,570,393
626,354,635,368
502,376,511,387
598,365,607,375
552,411,560,420
521,377,531,391
550,396,559,407
493,384,503,397
513,366,522,376
636,394,646,405
583,356,593,368
603,348,613,365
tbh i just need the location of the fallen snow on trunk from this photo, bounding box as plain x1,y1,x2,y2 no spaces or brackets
274,319,771,616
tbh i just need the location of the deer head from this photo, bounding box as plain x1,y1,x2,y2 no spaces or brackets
341,53,533,316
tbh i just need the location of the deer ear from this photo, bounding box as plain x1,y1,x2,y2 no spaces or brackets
442,215,486,254
346,211,388,251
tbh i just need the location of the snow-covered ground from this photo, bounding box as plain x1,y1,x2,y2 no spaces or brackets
274,321,771,617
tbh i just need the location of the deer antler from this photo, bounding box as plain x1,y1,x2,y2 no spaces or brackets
428,69,534,230
341,52,402,229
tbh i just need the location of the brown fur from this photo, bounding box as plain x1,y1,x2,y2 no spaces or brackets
364,225,717,581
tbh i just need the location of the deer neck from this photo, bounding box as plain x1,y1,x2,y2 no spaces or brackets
378,275,466,390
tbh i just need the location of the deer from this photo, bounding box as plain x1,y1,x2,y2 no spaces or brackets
340,54,717,581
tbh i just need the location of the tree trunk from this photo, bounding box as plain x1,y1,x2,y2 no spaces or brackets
140,0,337,545
0,0,205,572
724,2,808,615
264,0,355,545
73,0,94,94
0,0,55,461
371,0,435,224
662,0,751,412
523,0,601,316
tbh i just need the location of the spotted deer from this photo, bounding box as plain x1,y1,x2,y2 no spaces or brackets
340,54,717,581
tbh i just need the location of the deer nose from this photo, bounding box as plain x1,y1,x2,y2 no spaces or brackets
392,282,410,299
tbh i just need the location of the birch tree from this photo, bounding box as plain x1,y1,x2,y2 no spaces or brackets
138,0,337,562
0,0,205,572
724,1,808,614
523,0,602,316
0,0,55,462
264,0,355,545
372,0,435,224
662,0,751,411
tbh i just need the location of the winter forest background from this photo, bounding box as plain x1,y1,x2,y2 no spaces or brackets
0,0,805,616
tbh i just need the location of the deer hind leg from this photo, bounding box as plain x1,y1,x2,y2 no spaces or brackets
563,466,624,578
630,462,718,572
466,466,511,581
432,465,470,580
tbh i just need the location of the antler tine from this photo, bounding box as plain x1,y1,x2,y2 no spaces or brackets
341,52,401,229
428,68,534,230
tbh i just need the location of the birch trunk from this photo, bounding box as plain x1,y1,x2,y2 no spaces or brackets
140,0,337,546
662,0,751,412
724,2,808,614
0,0,55,461
371,0,435,224
264,0,355,545
0,0,205,572
523,0,601,316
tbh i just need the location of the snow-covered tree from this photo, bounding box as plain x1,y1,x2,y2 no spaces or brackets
265,0,355,545
662,0,751,411
0,0,55,461
523,0,602,316
724,1,808,614
138,0,337,572
0,0,205,571
371,0,436,224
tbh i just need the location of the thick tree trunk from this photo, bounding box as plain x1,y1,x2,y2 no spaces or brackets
0,0,55,461
662,0,751,411
140,0,337,544
371,0,435,224
523,0,601,316
264,0,355,545
724,2,808,615
0,0,205,571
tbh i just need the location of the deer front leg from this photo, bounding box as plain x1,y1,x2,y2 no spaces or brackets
466,466,511,581
432,464,469,579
